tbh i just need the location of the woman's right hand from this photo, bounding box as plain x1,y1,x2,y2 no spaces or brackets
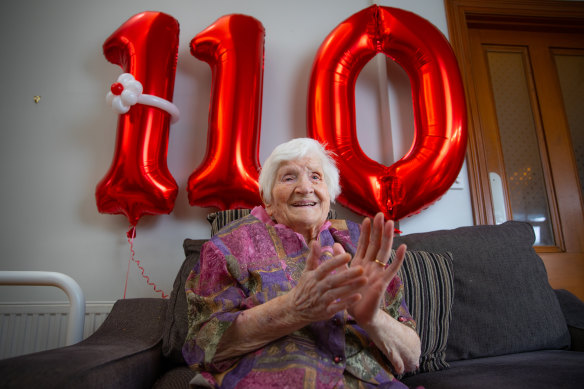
287,240,367,323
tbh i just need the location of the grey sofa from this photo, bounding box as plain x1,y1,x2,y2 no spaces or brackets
1,220,583,388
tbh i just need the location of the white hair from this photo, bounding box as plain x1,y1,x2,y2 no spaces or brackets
259,138,340,204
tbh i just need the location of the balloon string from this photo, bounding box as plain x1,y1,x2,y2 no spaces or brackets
123,248,131,299
124,226,168,299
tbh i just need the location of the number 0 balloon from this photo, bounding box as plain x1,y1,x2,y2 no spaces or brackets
307,5,467,221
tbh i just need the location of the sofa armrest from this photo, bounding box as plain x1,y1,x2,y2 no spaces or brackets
0,298,168,389
554,289,584,351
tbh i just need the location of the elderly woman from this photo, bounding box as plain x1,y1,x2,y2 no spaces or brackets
183,138,421,388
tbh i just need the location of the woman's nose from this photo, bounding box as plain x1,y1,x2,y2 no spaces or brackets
295,174,314,193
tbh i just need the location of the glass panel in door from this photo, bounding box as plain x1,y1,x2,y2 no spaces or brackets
553,52,584,198
486,48,555,246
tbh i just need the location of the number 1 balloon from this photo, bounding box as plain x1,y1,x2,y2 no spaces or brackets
96,11,180,228
187,14,265,210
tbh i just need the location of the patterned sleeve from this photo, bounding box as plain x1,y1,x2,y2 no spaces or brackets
182,239,245,372
382,276,416,332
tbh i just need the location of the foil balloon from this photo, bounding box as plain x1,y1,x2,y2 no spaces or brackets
96,11,180,227
307,5,467,221
187,14,264,210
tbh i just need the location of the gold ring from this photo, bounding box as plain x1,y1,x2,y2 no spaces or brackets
373,259,386,267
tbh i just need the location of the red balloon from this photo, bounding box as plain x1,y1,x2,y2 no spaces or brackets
307,5,467,221
187,14,264,210
96,12,180,226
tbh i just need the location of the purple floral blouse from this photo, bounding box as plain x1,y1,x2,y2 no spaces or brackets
183,207,416,388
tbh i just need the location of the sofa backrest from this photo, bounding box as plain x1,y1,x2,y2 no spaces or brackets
394,220,570,361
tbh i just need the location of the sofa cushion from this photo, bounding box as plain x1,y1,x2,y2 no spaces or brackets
401,350,584,389
153,366,196,388
393,221,570,361
396,250,454,373
161,239,206,365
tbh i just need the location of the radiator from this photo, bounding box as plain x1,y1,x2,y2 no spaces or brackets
0,302,114,360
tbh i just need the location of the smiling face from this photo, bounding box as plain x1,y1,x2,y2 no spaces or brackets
265,156,331,243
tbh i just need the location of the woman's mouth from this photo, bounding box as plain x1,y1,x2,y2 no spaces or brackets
291,201,317,207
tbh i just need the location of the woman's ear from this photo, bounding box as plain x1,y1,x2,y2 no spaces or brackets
264,202,273,217
260,191,272,215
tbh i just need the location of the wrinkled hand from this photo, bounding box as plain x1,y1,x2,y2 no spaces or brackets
347,212,407,326
287,240,367,323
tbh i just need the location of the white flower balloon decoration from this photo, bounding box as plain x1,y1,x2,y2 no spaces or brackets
106,73,179,123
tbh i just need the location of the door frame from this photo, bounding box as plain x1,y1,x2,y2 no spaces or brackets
444,0,584,225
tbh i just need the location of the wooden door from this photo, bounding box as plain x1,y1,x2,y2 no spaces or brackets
445,0,584,298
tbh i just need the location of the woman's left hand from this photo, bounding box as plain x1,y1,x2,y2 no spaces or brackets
344,212,421,374
347,212,406,326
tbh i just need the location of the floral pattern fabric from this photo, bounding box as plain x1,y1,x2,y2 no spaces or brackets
183,207,416,388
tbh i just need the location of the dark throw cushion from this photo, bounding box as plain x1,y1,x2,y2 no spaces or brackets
393,221,570,362
161,238,206,365
395,250,455,373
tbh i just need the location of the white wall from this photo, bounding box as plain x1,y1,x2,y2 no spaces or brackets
0,0,473,304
